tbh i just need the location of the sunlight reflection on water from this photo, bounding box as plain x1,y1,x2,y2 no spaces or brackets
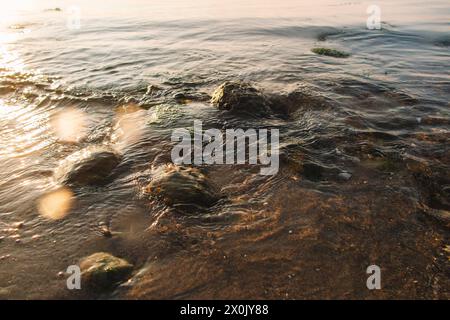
0,0,448,300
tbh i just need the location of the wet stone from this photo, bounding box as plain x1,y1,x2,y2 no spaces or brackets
12,221,25,229
0,287,12,298
80,252,133,291
301,162,325,181
338,172,352,181
145,84,163,95
211,81,271,116
299,161,345,182
144,165,219,211
54,146,121,186
269,84,333,117
173,92,187,101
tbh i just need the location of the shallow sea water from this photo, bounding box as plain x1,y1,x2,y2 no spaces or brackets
0,0,449,299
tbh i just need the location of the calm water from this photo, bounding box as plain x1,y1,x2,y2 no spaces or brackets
0,0,449,299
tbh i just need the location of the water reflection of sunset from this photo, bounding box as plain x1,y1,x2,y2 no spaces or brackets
0,0,35,23
0,0,448,301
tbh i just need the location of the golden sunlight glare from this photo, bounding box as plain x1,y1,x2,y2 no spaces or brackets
0,0,36,24
37,187,74,220
50,107,88,143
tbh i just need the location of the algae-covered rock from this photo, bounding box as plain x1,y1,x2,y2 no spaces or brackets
144,164,219,210
211,81,271,116
55,146,120,186
311,47,350,58
80,252,133,290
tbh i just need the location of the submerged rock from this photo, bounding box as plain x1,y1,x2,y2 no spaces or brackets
269,85,332,116
144,164,219,210
211,81,271,116
145,84,163,95
55,146,121,186
404,155,450,212
0,286,13,299
311,47,350,58
301,162,325,181
338,172,352,181
80,252,133,290
211,81,334,117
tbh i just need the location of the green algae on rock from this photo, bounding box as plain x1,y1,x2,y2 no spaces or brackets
54,146,121,186
144,164,219,210
311,47,350,58
80,252,133,290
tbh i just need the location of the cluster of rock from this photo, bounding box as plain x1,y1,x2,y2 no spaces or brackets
52,81,336,219
54,151,220,291
210,81,331,118
51,80,337,292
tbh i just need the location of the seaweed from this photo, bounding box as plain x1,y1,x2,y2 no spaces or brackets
311,47,350,58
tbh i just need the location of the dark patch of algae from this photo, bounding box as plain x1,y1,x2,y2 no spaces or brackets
312,47,350,58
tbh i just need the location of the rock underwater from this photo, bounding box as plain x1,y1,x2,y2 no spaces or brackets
211,81,333,118
211,81,272,116
54,146,121,186
80,252,133,291
144,164,220,211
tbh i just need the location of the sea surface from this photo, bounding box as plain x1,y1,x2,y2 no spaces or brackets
0,0,449,299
